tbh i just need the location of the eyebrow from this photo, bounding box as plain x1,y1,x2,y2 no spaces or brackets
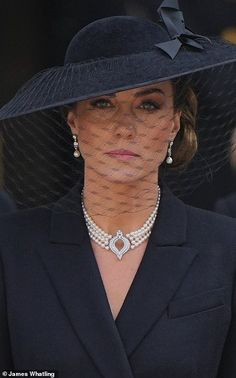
102,87,165,98
134,88,165,97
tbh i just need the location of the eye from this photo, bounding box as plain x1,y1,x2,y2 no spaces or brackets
139,101,160,111
90,98,114,109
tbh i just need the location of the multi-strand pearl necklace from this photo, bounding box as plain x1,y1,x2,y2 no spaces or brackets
81,186,161,260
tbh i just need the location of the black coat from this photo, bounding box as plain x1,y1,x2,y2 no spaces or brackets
0,191,16,213
214,192,236,218
0,185,236,378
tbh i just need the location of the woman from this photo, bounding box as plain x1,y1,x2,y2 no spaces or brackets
0,1,236,377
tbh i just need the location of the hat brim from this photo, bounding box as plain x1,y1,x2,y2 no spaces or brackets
0,38,236,120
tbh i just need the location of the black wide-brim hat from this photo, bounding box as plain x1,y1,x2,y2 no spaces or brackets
0,0,236,119
0,0,236,209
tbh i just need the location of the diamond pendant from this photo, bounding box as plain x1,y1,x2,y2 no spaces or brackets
109,230,131,260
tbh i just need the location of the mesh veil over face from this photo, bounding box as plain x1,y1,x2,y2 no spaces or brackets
1,1,236,217
0,63,236,216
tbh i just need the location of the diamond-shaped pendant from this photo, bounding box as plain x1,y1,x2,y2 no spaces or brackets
109,230,131,260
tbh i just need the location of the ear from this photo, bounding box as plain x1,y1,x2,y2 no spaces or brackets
67,110,78,135
170,110,181,140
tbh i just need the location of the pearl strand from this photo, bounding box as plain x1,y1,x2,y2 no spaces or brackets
81,186,161,253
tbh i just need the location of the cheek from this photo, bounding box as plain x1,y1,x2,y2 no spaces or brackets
77,122,110,160
142,118,173,151
77,120,103,144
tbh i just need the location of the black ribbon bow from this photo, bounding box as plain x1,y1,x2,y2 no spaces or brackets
155,0,211,59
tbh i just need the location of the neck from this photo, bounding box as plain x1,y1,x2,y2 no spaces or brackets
82,170,160,235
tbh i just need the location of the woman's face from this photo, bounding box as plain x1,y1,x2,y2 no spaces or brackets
67,80,181,183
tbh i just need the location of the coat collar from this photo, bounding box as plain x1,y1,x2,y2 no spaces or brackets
42,183,198,377
50,182,187,247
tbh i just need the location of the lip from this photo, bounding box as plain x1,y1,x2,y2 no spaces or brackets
106,149,139,156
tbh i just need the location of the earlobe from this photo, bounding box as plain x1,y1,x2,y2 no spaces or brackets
67,111,77,133
171,111,181,138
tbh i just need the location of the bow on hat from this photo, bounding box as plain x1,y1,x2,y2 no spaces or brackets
156,0,211,59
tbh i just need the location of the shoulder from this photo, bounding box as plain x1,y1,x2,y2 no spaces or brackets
184,203,236,254
162,183,236,240
186,201,236,225
186,202,236,232
0,206,52,245
214,192,236,217
159,183,236,247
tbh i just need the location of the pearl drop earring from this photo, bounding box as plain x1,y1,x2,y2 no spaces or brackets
73,134,80,158
166,141,173,164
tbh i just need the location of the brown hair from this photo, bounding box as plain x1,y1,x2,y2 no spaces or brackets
169,78,198,170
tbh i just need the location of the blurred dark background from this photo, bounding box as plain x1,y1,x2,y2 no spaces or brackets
1,0,236,209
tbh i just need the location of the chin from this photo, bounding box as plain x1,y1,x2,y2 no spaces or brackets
95,167,148,184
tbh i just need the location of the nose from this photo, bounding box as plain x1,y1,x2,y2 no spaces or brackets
113,112,137,139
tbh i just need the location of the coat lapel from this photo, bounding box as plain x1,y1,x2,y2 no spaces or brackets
37,187,134,378
115,185,199,356
38,184,198,375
